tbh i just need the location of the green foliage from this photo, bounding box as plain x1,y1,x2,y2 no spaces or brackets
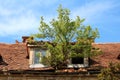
26,36,34,43
32,5,100,69
98,62,120,80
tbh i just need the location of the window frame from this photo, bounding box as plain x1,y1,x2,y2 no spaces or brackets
29,47,48,68
67,57,89,68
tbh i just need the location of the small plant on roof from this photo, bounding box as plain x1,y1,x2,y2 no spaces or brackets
32,5,101,69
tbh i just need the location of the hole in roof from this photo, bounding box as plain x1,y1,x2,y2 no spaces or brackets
0,54,3,62
0,54,8,65
117,54,120,60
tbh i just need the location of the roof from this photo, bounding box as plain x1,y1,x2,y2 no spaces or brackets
0,43,29,70
0,42,119,71
91,43,120,67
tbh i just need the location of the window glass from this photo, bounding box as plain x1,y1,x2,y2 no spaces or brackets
34,49,46,64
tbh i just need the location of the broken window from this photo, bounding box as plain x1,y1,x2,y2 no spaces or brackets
71,57,84,64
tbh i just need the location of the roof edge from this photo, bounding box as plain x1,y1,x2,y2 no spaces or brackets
93,42,120,44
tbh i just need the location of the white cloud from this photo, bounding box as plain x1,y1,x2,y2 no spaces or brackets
0,0,59,37
72,0,117,24
0,10,39,36
29,0,57,7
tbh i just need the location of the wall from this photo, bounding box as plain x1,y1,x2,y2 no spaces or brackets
0,72,119,80
0,73,98,80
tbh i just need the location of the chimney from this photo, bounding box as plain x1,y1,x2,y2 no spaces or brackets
15,40,19,44
22,36,30,43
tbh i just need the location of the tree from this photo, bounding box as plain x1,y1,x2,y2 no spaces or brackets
32,5,100,69
98,62,120,80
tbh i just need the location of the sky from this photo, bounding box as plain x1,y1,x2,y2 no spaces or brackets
0,0,120,43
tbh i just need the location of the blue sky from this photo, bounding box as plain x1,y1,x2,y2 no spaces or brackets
0,0,120,43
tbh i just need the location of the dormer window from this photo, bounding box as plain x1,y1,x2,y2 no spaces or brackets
29,47,47,68
68,57,89,68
